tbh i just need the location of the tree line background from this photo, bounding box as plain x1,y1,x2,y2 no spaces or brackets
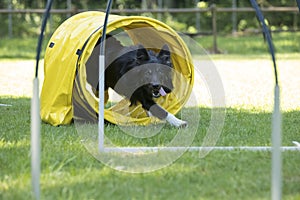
0,0,298,38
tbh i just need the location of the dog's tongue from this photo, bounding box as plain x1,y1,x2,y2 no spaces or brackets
159,87,167,96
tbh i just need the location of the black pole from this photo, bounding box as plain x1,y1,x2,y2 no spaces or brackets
35,0,53,78
100,0,113,56
249,0,278,85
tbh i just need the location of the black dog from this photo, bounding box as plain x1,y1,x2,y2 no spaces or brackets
87,35,187,128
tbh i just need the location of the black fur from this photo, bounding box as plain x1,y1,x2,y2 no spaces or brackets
87,35,174,120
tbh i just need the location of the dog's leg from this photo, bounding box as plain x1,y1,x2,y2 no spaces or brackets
147,103,188,128
165,112,188,128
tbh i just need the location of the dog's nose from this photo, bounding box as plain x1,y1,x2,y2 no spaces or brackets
152,84,160,89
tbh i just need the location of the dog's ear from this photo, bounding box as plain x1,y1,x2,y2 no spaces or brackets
158,44,171,65
136,44,149,61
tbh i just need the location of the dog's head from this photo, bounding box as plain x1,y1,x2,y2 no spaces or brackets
135,44,174,98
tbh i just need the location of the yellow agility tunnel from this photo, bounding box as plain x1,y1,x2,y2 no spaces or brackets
40,11,194,126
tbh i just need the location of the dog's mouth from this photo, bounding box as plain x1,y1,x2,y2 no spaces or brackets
152,85,167,98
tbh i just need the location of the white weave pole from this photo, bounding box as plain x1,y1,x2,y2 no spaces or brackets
31,78,41,200
272,85,282,200
98,55,105,151
31,0,53,199
98,0,113,152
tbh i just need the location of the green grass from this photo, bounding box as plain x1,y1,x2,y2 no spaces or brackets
0,32,299,60
1,97,300,199
193,32,300,59
0,37,49,60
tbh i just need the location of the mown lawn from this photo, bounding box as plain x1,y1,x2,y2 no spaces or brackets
0,97,300,199
194,32,300,58
0,32,299,60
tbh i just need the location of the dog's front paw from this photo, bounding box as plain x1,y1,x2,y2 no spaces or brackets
166,113,188,128
175,120,188,128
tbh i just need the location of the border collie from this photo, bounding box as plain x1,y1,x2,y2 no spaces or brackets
88,35,187,128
